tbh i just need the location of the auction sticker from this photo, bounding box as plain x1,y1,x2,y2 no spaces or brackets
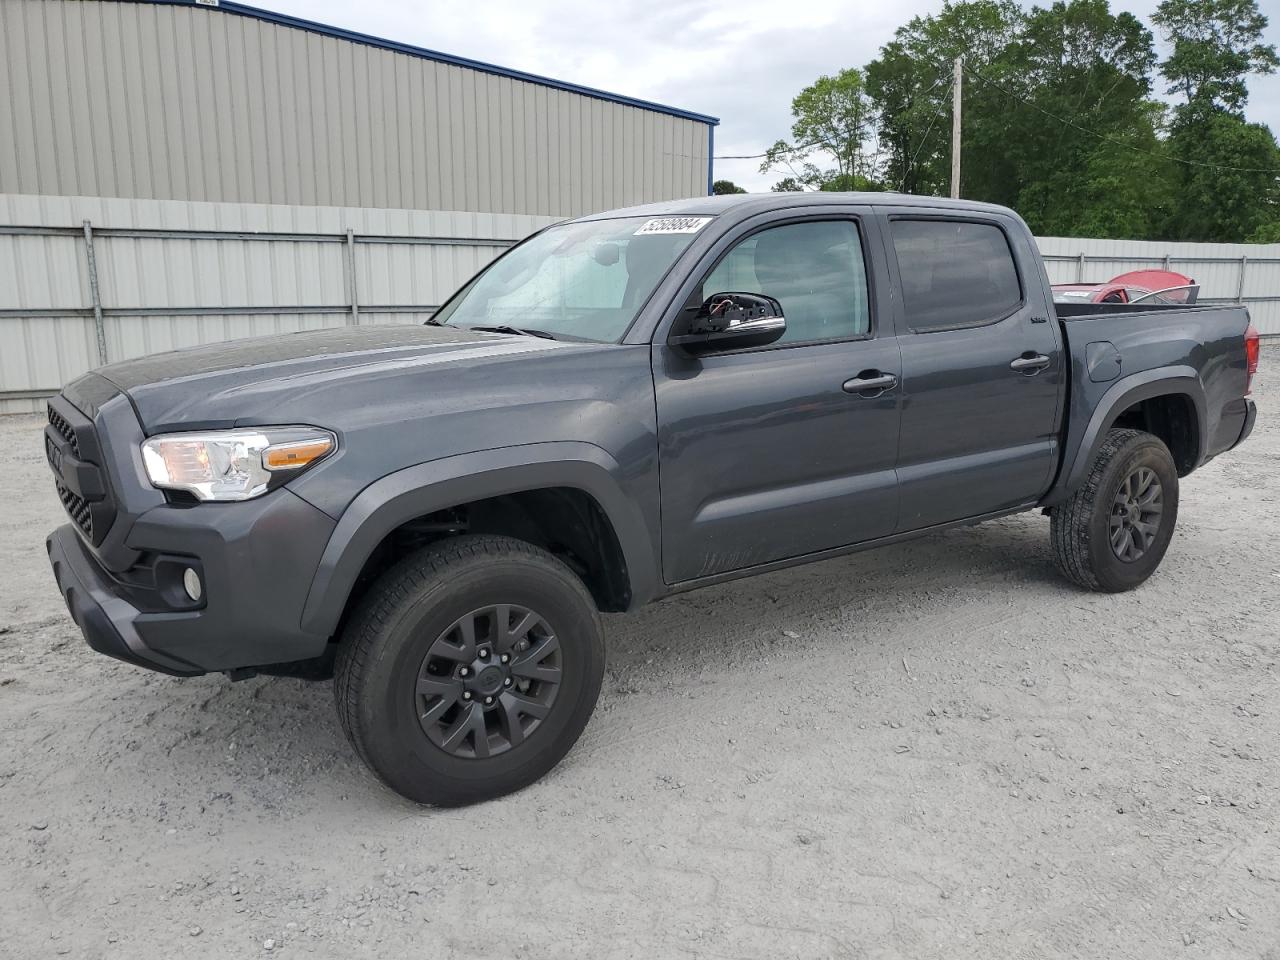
634,216,713,235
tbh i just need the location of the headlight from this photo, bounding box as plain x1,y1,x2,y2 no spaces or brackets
141,427,336,502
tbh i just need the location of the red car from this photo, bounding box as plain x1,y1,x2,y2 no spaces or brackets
1053,269,1199,306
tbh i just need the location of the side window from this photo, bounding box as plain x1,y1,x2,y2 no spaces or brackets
890,219,1022,332
701,220,870,343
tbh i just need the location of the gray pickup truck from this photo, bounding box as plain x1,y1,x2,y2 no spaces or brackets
44,193,1259,805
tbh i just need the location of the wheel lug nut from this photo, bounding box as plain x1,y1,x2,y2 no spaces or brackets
462,691,472,700
459,667,469,677
500,654,510,664
483,695,494,705
479,648,490,659
503,677,512,687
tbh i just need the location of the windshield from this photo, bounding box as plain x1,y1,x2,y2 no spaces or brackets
432,216,709,342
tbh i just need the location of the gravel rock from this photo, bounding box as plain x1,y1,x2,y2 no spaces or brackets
1,374,1278,959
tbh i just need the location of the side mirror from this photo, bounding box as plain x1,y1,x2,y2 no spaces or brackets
669,292,786,354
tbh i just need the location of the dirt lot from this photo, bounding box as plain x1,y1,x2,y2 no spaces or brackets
1,374,1276,960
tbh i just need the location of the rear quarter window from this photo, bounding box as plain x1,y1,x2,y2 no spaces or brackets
891,219,1022,332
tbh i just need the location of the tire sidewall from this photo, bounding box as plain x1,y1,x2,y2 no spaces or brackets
354,549,603,804
1087,436,1179,591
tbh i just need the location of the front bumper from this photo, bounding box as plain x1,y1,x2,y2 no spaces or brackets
48,524,201,676
46,487,337,675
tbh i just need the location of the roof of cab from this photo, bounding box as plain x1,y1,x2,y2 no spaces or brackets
573,192,1019,223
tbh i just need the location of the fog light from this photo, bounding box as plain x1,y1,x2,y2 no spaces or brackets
182,567,203,603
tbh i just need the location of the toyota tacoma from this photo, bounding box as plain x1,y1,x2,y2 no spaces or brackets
44,194,1260,804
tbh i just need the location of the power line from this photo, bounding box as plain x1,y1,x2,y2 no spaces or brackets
713,139,827,161
902,74,954,190
714,74,953,164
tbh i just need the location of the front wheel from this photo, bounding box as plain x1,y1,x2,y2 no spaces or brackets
1051,428,1180,592
334,535,604,805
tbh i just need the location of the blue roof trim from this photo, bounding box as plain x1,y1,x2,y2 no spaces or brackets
145,0,719,127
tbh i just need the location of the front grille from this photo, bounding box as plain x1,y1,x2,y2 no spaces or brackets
47,403,81,458
55,478,94,539
46,399,114,544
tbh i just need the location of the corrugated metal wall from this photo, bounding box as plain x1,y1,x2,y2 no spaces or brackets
5,196,1277,415
0,193,557,414
0,0,712,217
1037,235,1280,335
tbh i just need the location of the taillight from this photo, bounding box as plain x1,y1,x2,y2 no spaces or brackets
1245,323,1260,396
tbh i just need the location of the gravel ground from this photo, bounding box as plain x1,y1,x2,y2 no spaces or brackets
1,373,1276,960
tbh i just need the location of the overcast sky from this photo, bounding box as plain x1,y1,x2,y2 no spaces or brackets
262,0,1279,193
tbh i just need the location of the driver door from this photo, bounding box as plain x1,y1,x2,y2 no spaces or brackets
652,213,902,584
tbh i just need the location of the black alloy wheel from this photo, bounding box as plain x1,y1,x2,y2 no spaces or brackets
416,604,562,759
1108,466,1164,562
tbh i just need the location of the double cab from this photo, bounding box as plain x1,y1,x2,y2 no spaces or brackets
45,194,1260,804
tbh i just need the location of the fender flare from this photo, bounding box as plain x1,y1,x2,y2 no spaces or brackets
1043,365,1207,506
299,442,660,636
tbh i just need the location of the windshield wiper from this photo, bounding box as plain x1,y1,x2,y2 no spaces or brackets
469,324,559,341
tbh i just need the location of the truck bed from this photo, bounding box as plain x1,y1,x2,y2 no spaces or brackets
1048,301,1253,504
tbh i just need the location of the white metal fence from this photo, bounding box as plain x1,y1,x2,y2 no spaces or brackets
0,194,556,413
2,196,1276,414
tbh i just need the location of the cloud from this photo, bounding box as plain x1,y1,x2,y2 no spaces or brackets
256,0,1278,193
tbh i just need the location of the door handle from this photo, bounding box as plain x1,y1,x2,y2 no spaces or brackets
1010,354,1051,373
843,372,898,395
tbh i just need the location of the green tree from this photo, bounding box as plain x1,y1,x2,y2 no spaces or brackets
1003,0,1172,237
818,173,884,191
1152,0,1278,111
770,0,1279,240
1061,104,1177,239
1163,106,1280,240
760,68,881,190
1152,0,1280,240
770,173,883,192
865,0,1178,237
866,0,1024,198
712,179,748,195
1248,219,1280,242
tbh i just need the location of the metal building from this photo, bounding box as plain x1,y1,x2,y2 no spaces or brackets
0,0,717,214
0,0,718,411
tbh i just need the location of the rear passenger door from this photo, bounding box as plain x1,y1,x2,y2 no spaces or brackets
884,210,1064,531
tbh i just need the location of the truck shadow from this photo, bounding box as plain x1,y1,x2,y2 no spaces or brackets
603,511,1058,674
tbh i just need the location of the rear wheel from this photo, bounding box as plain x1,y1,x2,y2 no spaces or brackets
334,535,604,805
1051,428,1179,592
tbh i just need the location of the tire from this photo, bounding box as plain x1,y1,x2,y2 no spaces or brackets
1051,428,1179,592
334,535,604,805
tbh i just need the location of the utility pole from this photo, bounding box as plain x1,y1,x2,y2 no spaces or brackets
950,56,963,199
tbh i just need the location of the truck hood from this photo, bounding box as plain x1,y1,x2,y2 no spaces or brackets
77,324,579,430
